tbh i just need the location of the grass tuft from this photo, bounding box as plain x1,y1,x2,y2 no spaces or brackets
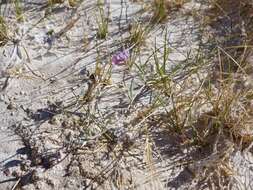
13,0,24,22
152,0,168,23
128,22,148,47
48,0,64,5
0,16,8,46
96,0,109,39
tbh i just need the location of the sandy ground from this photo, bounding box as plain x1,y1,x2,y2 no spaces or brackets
0,0,253,190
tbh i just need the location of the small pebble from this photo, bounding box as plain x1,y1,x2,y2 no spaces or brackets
7,102,14,110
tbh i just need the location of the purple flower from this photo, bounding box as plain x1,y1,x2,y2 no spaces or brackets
112,49,130,65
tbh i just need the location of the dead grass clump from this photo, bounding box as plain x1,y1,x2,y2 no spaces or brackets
139,35,253,187
184,72,253,188
197,78,252,150
149,72,252,188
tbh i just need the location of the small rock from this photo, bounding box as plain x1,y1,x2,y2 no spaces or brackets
7,102,15,110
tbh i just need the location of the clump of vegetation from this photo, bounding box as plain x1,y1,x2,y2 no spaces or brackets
0,16,8,46
48,0,77,7
48,0,64,5
96,0,109,39
127,22,148,47
142,46,253,188
152,0,168,23
68,0,77,7
13,0,24,22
